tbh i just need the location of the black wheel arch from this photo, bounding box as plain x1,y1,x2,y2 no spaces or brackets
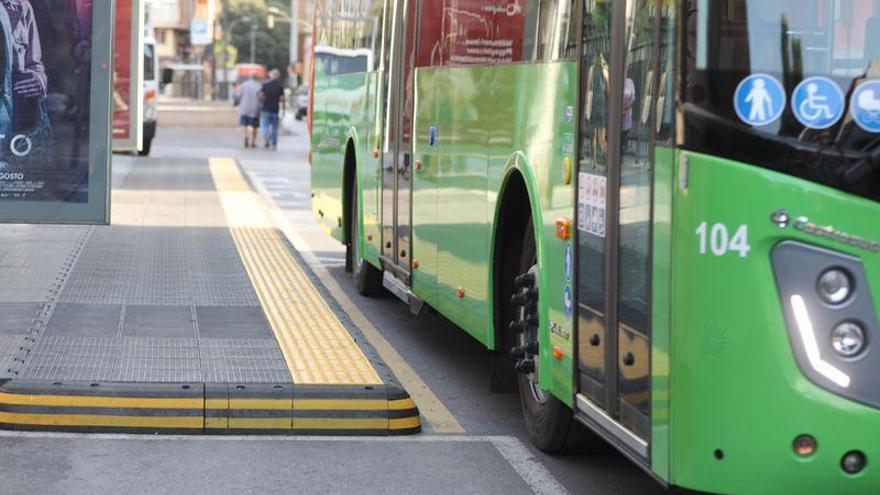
342,139,357,247
493,171,534,352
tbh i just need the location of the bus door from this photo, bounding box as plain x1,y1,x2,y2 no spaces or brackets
575,0,664,459
380,0,418,286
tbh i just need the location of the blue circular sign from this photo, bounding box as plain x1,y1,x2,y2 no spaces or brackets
851,81,880,133
564,286,574,320
734,74,786,127
791,77,844,130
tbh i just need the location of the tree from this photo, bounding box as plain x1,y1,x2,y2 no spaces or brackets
221,0,291,79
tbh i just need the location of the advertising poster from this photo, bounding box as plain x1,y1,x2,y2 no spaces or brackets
113,0,144,152
417,0,526,67
0,0,113,224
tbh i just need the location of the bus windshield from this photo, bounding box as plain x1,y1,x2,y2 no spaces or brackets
144,44,155,82
683,0,880,202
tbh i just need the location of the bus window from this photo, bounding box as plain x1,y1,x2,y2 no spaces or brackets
577,0,613,407
313,0,383,76
535,0,577,61
684,0,880,202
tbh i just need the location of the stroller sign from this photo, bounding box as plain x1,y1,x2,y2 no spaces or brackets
851,81,880,133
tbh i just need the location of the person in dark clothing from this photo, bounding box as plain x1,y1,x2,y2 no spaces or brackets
260,69,285,149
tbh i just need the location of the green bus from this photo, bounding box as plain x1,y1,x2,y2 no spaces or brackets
309,0,880,492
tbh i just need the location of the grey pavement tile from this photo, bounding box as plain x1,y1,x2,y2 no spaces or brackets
0,335,26,357
121,305,197,338
195,306,274,339
44,304,123,337
203,369,291,383
110,368,202,382
0,303,43,335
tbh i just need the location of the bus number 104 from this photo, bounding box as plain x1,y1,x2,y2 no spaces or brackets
696,222,751,258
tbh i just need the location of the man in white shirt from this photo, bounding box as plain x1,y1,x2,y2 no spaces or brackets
238,73,262,148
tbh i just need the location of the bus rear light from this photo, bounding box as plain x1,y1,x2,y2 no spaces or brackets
456,288,465,298
552,346,564,361
144,89,157,102
793,435,817,457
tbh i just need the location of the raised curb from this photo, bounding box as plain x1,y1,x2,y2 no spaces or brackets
0,379,420,435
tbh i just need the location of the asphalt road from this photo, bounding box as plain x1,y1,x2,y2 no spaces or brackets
0,123,668,495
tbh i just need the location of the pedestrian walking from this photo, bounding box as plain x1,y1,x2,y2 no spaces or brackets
260,69,285,150
238,73,262,148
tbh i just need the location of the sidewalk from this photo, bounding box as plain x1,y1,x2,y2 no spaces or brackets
159,95,302,135
0,137,418,435
158,96,239,128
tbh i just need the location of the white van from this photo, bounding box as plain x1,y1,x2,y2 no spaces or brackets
140,36,158,156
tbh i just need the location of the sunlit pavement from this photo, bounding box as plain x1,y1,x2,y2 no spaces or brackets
0,122,667,494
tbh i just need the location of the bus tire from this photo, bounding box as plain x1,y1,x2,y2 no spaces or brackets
512,221,600,453
350,180,383,296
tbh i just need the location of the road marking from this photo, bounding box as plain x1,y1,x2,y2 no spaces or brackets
491,436,570,495
244,166,466,435
0,430,566,494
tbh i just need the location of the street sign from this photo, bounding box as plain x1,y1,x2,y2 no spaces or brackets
113,0,146,152
792,77,844,130
191,19,212,46
734,74,786,127
851,80,880,133
0,1,113,224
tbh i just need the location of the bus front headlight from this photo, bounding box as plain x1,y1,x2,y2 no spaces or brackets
831,322,867,358
817,268,853,305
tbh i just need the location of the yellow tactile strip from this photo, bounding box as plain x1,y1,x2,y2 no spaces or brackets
209,158,382,386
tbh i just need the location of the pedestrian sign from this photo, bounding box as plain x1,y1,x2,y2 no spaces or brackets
734,74,786,127
851,80,880,133
792,77,844,130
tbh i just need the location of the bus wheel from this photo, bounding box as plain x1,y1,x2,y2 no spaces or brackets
511,223,596,453
349,181,383,296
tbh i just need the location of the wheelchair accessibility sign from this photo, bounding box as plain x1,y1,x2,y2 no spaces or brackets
792,77,844,130
734,74,786,126
851,81,880,133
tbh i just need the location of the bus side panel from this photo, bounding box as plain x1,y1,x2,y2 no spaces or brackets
438,66,491,344
411,69,439,308
412,61,577,402
310,73,377,245
359,72,383,268
669,152,880,494
650,145,675,483
488,62,577,403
